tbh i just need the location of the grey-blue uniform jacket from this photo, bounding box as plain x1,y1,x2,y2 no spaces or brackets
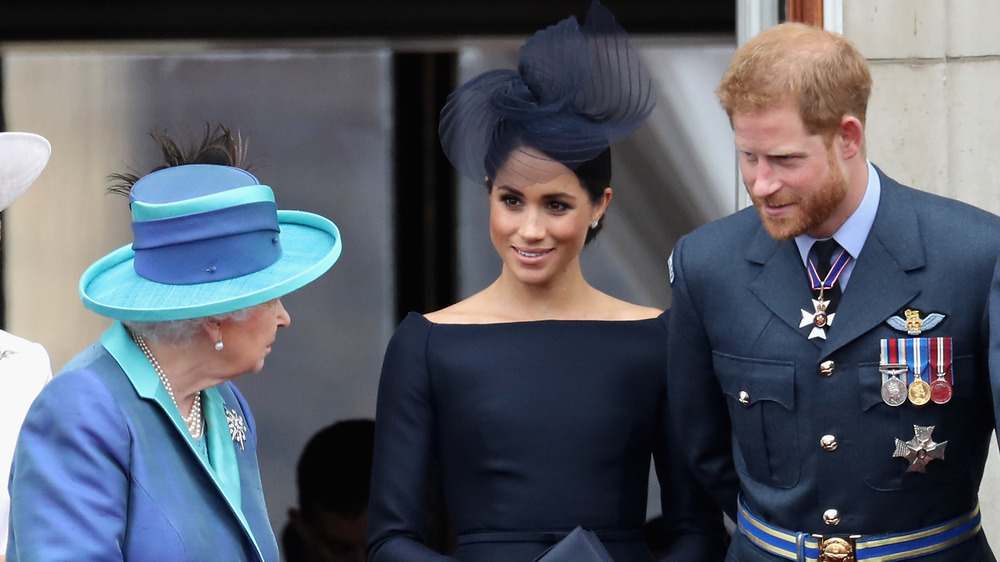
667,167,1000,561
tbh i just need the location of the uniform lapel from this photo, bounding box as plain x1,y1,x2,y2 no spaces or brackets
747,225,824,347
746,170,923,353
822,173,923,355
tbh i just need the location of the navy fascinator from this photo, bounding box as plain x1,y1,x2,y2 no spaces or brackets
439,0,656,185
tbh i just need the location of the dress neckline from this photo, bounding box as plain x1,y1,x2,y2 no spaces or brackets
414,309,667,327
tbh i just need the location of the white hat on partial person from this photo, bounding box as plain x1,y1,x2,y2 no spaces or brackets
0,132,51,211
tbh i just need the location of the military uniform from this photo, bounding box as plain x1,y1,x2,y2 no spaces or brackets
668,166,1000,561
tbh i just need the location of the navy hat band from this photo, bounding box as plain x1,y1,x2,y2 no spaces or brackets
131,201,281,285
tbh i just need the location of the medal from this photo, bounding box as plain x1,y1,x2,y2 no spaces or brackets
801,247,851,340
800,296,835,340
881,372,908,407
908,377,931,406
879,339,908,407
906,338,931,406
929,337,953,404
893,425,947,473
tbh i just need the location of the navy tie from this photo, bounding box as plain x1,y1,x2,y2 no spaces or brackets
811,238,843,314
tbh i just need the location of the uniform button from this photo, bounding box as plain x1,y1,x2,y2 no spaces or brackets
738,390,750,405
819,360,835,377
820,434,838,451
823,509,841,526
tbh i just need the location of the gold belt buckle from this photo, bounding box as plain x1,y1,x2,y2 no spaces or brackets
812,534,861,562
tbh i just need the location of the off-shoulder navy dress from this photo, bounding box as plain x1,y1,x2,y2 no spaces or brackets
366,312,726,561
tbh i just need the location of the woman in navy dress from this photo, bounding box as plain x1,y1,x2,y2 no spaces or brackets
366,2,727,560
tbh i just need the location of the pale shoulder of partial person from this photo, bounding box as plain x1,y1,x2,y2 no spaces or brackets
0,329,45,352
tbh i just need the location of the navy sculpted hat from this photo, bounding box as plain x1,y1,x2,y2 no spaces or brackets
80,164,342,322
438,0,655,185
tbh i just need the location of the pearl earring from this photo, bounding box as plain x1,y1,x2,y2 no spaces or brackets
590,220,599,229
214,339,224,351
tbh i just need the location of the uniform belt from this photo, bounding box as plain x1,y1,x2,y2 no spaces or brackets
737,497,981,562
457,528,642,545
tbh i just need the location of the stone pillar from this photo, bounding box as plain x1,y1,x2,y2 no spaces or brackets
844,0,1000,540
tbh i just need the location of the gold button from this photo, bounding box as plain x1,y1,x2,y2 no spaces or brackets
820,434,838,451
819,360,835,377
738,390,750,405
823,509,841,526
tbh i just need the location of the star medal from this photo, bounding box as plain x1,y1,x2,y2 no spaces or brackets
929,336,953,404
879,339,908,407
906,338,931,406
225,407,248,451
800,297,835,340
893,425,947,473
801,245,851,340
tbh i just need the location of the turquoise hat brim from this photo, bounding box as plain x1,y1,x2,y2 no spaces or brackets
80,210,342,321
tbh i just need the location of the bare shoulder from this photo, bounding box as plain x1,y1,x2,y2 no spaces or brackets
424,291,505,324
594,292,663,321
423,301,477,324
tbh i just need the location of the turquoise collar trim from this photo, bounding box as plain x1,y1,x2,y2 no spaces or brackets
100,321,257,552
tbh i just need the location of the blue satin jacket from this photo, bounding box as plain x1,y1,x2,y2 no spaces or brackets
6,322,278,561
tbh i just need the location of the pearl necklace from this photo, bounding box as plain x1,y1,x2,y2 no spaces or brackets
132,333,204,439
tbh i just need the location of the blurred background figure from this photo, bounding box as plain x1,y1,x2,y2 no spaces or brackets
0,132,53,562
282,419,374,562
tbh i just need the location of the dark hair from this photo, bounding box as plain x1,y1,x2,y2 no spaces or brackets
297,419,375,520
574,148,612,244
108,124,249,197
485,146,612,244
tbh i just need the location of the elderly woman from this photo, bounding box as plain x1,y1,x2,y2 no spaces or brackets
6,128,342,561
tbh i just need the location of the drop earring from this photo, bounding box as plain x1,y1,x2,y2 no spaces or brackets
214,338,224,351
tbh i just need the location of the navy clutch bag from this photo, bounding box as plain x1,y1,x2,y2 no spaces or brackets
532,526,615,562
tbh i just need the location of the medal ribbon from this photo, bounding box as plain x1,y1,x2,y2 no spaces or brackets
929,337,954,384
806,246,851,290
907,338,929,379
881,338,908,384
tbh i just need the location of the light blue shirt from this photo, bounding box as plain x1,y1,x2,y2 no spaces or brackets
794,160,881,290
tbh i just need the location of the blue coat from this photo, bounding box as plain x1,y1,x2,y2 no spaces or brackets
667,168,1000,561
6,322,279,561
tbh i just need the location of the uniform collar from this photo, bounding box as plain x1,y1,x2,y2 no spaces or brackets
794,159,881,264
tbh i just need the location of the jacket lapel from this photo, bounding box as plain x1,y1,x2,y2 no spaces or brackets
212,384,272,561
822,172,922,355
747,224,825,347
101,322,267,561
746,169,923,354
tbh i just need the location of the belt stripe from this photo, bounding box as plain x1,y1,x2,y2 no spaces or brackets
737,499,980,561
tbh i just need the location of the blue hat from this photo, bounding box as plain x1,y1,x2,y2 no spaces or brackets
80,164,342,321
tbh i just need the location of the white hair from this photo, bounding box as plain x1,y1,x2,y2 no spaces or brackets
122,305,259,346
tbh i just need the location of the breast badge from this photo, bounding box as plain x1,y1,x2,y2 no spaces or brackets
886,309,945,336
801,297,835,340
893,425,947,473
